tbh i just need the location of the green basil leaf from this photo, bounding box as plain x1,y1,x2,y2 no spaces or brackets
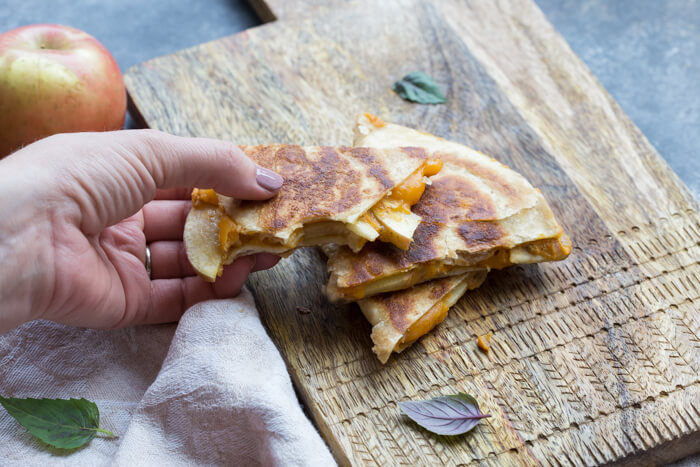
393,71,447,104
0,396,114,449
400,392,490,435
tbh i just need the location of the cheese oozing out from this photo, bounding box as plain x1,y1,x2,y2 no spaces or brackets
190,158,442,256
353,158,442,250
332,234,571,301
394,276,471,353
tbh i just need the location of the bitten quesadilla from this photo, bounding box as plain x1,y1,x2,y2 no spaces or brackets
185,144,442,281
325,115,571,302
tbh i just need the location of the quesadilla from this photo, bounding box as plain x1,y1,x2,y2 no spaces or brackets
359,271,488,364
325,115,571,302
184,144,442,281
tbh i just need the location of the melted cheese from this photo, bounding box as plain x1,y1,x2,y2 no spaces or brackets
191,157,443,256
474,235,572,269
218,216,240,251
398,301,450,350
192,188,219,207
334,235,571,300
391,158,443,205
340,264,475,300
364,112,386,128
477,333,492,353
357,158,443,250
394,276,471,352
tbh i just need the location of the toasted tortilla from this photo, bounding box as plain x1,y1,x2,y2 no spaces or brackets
325,115,571,301
359,271,488,364
185,144,436,281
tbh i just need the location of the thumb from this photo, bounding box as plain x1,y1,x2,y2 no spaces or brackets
127,129,283,199
32,129,284,234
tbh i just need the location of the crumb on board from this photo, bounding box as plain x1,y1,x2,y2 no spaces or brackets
296,306,311,314
477,332,492,353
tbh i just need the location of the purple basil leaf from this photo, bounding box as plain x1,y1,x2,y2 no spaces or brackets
399,392,491,436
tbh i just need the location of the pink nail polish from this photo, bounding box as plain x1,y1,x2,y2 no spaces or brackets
256,166,284,191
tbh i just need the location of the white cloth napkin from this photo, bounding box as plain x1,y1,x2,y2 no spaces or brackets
0,289,335,466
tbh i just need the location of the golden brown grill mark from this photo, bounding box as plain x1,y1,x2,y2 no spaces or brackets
274,144,309,170
319,146,362,215
349,147,394,189
340,172,503,288
458,221,505,251
345,221,443,286
400,146,431,160
402,223,442,265
434,151,521,202
381,293,413,332
348,247,390,284
428,281,452,300
239,145,372,231
242,144,275,168
274,145,316,229
413,174,498,222
342,169,501,287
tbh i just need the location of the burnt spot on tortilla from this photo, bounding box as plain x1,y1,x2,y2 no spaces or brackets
413,173,498,222
458,221,505,251
401,223,441,265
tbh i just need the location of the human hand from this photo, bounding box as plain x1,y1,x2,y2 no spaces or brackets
0,130,283,333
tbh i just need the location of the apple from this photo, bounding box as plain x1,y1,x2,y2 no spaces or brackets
0,24,126,157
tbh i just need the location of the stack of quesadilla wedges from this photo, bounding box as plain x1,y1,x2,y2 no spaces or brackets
183,117,571,364
326,114,571,363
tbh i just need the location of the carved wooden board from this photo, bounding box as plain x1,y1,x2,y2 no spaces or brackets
124,0,700,465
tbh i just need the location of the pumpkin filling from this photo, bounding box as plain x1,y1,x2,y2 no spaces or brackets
190,158,443,257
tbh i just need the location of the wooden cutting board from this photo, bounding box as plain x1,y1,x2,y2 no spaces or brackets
124,0,700,465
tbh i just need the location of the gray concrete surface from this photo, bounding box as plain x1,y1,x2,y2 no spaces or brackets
1,1,698,463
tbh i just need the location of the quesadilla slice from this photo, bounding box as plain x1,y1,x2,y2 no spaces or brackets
325,115,571,301
185,144,442,281
359,271,488,364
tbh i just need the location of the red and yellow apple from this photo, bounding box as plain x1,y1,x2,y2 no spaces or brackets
0,24,126,157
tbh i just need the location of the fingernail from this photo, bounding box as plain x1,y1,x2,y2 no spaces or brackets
256,166,284,191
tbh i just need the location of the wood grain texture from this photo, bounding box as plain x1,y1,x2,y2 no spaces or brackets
124,0,700,465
